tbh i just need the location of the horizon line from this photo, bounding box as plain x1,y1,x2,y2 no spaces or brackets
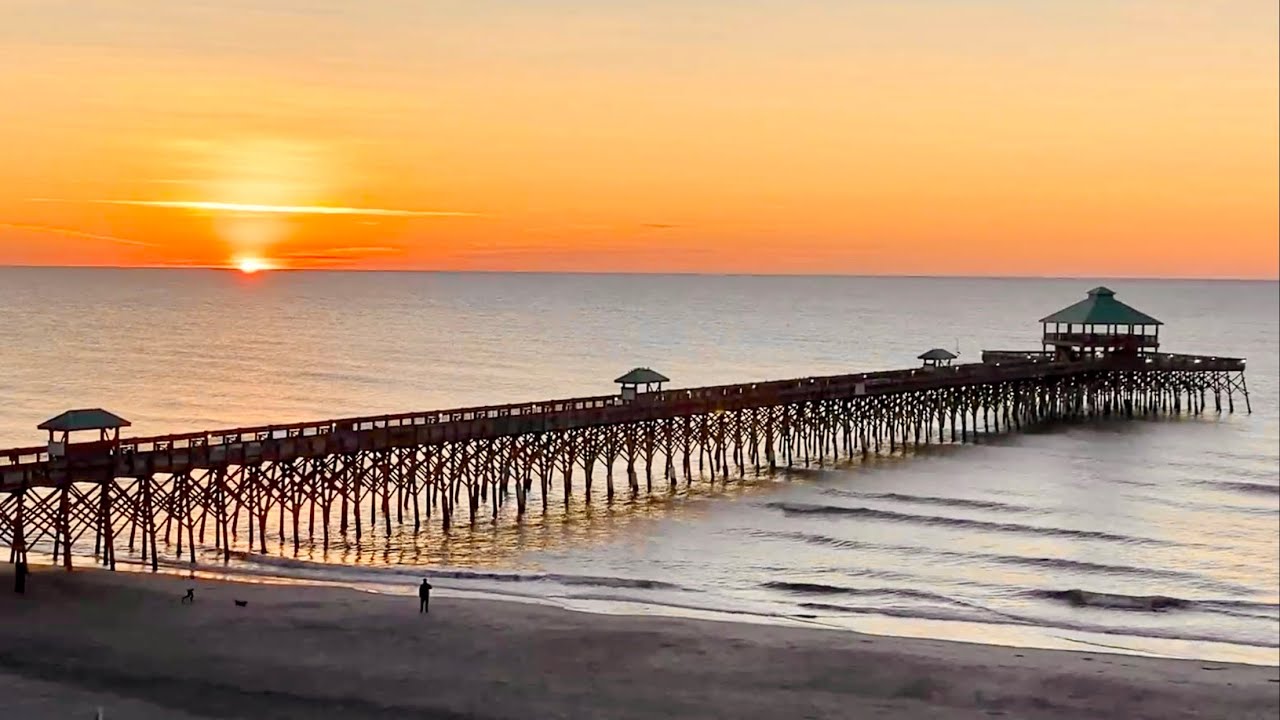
0,262,1275,283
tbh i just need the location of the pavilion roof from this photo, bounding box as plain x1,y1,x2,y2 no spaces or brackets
614,368,670,385
38,408,132,433
1040,287,1162,326
918,348,958,361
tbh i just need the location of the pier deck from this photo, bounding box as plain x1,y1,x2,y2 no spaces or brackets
0,350,1250,573
0,352,1247,486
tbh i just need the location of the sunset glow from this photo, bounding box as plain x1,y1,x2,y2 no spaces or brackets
0,1,1275,278
235,256,270,274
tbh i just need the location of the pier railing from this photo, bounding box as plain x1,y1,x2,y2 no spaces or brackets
1042,332,1160,347
0,358,1052,467
0,351,1246,482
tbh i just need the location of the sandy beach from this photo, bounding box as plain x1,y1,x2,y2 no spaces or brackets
0,566,1274,719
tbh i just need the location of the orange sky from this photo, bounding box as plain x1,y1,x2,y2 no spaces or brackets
1,1,1276,278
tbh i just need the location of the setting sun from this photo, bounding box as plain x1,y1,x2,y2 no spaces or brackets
235,256,270,274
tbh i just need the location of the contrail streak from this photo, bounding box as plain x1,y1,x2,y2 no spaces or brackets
0,222,157,247
98,200,478,217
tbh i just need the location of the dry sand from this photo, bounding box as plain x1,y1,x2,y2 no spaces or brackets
0,565,1276,719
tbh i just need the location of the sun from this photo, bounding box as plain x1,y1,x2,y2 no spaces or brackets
235,256,271,274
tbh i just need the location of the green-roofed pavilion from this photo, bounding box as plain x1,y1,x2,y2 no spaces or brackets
38,409,131,433
1040,287,1161,359
39,408,131,452
1040,287,1161,326
918,348,957,368
616,367,669,401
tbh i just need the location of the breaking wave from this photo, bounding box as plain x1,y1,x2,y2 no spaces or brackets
1029,589,1280,621
765,502,1171,546
819,488,1039,513
1200,480,1280,497
1030,589,1191,611
763,581,977,609
795,600,1280,649
749,528,1255,594
218,551,682,591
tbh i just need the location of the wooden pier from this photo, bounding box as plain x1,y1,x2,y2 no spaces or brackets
0,289,1252,574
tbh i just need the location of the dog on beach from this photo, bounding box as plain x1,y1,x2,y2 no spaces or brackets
181,588,195,604
234,599,248,607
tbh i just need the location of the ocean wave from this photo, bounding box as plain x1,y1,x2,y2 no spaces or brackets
1024,590,1280,623
749,529,1258,596
748,529,872,552
757,571,1274,631
419,569,683,590
797,602,999,626
1195,599,1280,622
795,600,1280,650
766,577,1280,647
763,581,974,608
1140,492,1280,517
973,553,1239,587
220,550,682,591
1197,598,1280,612
764,582,1039,629
766,502,1170,546
1030,589,1190,611
1028,590,1280,624
1199,480,1280,497
819,489,1039,514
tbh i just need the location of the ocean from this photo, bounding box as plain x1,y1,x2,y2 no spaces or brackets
0,268,1276,665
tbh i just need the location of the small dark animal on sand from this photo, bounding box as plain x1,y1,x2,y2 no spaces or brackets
234,599,248,607
181,588,195,604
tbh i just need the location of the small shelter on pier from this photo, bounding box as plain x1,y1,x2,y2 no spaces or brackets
38,408,130,459
615,368,669,402
1040,287,1161,360
918,348,957,368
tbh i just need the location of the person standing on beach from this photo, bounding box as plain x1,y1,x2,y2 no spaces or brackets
13,538,27,594
14,557,27,594
419,578,432,614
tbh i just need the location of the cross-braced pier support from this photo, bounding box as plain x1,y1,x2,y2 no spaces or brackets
0,360,1249,571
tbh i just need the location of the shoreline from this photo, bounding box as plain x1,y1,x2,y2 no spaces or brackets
2,565,1277,719
81,552,1280,668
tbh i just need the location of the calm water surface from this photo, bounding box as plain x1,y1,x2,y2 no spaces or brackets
0,269,1276,664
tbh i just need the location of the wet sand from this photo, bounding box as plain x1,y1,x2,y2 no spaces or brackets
0,565,1275,719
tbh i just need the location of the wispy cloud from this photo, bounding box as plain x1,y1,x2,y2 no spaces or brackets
29,198,480,217
279,246,401,257
0,222,157,247
278,246,404,262
106,200,479,216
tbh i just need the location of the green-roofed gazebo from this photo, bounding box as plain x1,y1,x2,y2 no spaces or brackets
1040,287,1161,359
615,368,669,401
39,408,131,457
918,348,958,368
